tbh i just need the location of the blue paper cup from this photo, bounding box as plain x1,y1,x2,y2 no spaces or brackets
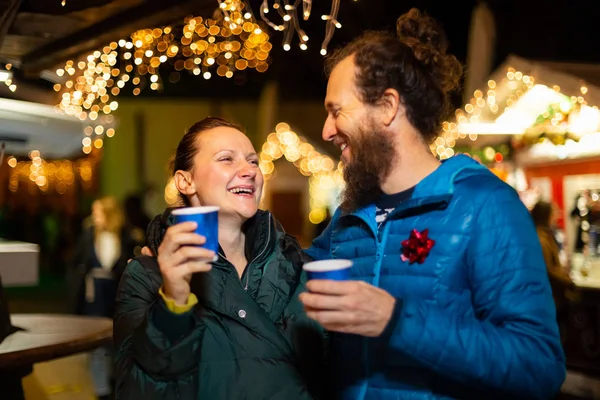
303,259,353,281
171,206,219,253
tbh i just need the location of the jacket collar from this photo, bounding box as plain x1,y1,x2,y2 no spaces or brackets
207,209,302,323
412,154,488,198
212,209,276,266
340,155,489,228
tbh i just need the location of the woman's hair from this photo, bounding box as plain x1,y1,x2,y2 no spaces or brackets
93,196,124,235
531,201,553,227
324,8,463,143
145,208,174,256
171,116,244,206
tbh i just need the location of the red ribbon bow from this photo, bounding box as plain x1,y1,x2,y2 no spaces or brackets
401,229,435,264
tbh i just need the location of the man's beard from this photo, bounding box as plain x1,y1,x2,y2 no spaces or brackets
340,120,396,212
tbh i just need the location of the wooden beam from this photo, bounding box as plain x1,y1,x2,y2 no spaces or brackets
0,0,23,51
0,81,57,105
20,0,214,73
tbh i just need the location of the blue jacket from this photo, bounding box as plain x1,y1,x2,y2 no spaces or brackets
306,155,565,400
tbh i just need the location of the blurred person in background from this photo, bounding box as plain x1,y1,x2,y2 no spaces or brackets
531,201,576,316
68,196,139,399
123,193,150,242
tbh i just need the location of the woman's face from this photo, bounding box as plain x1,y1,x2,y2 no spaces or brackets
91,202,106,229
184,126,264,222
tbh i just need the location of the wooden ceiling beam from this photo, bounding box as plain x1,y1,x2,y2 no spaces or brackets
20,0,214,73
0,0,23,51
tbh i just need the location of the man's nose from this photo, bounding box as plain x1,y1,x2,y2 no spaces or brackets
322,114,337,142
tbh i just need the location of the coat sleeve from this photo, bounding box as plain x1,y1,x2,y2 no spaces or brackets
383,185,566,399
114,258,206,398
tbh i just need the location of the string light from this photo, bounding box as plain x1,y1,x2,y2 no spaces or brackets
1,63,16,92
258,122,344,224
433,66,600,161
54,3,271,153
431,67,535,159
257,0,346,55
6,150,96,194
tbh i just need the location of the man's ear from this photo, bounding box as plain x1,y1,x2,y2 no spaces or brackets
380,88,405,126
173,170,195,197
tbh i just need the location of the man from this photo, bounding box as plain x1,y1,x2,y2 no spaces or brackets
298,8,565,400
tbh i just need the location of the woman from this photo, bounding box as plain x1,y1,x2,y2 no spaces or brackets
531,201,574,312
70,196,139,316
69,196,140,399
114,117,326,399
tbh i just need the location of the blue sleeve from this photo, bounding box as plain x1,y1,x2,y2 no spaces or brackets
305,208,340,260
385,185,566,399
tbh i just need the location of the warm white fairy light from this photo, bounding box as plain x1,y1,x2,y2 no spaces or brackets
54,3,271,153
6,150,96,194
258,122,344,224
432,67,535,159
433,66,600,161
257,0,348,55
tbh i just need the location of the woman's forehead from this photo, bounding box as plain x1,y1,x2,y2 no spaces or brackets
197,127,255,153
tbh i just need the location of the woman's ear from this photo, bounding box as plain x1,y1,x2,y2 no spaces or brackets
174,170,196,197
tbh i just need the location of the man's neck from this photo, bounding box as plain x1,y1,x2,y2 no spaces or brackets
380,142,440,195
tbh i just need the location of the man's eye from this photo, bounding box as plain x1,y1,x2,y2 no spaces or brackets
249,159,259,165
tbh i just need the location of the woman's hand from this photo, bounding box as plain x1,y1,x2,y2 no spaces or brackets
158,221,216,305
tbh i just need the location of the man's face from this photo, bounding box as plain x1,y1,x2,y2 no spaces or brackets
323,56,397,211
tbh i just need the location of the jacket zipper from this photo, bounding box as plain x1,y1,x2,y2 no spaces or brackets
217,213,272,292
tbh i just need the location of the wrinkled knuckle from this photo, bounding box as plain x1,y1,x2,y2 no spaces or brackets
347,313,358,324
345,298,358,310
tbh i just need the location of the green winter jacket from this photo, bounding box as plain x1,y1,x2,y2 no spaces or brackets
114,210,326,399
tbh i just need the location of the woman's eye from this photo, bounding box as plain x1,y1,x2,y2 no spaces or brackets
219,157,232,162
249,159,259,166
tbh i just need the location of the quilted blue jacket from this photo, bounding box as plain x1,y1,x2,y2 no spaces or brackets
306,155,565,400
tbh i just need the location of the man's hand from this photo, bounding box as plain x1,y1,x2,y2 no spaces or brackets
299,280,396,337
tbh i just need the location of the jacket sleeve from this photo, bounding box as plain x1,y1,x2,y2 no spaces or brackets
114,258,206,397
384,185,566,399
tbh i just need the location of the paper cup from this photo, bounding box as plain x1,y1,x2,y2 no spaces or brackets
303,259,353,281
171,206,219,253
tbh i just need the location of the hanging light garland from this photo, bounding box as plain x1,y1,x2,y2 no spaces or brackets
53,2,271,153
1,63,16,92
431,67,536,160
5,150,96,194
255,0,345,55
432,65,598,161
258,122,344,224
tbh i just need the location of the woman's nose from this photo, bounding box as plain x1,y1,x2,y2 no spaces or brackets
239,162,257,179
